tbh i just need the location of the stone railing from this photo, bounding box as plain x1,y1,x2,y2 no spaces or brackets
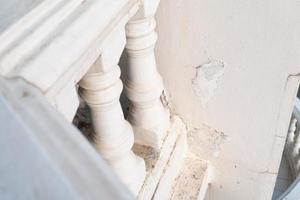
0,77,134,200
284,98,300,179
0,0,170,197
278,97,300,199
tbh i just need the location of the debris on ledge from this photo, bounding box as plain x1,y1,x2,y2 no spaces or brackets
169,153,211,200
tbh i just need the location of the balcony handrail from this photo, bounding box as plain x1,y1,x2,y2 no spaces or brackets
0,0,139,94
0,0,169,195
284,97,300,178
0,77,133,199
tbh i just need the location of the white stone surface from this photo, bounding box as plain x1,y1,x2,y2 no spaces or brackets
2,0,299,199
0,0,43,34
0,0,147,195
0,78,133,200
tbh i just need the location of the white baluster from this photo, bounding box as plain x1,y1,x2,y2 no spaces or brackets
287,117,297,149
295,153,300,175
124,1,170,149
79,30,145,195
292,121,300,159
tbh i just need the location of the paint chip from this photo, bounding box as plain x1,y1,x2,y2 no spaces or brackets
192,59,225,106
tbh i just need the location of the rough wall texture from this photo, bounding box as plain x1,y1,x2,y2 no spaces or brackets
155,0,300,199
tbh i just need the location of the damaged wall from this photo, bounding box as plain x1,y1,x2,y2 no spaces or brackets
155,0,300,199
191,59,224,106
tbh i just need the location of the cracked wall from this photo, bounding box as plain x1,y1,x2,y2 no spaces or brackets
155,0,300,199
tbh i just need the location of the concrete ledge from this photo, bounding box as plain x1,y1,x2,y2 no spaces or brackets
133,116,187,199
168,154,211,200
153,129,187,200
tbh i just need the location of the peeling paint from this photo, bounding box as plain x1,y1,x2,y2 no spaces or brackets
188,124,229,158
191,59,225,106
211,131,229,157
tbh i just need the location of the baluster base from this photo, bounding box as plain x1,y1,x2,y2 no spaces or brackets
129,103,170,149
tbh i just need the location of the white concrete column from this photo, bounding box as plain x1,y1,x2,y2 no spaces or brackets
79,30,145,195
125,13,170,149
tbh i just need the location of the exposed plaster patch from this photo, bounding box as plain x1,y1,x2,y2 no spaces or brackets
191,59,225,106
211,131,229,157
188,123,229,158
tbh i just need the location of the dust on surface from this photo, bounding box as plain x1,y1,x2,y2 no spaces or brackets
188,124,229,159
170,153,207,200
133,144,159,171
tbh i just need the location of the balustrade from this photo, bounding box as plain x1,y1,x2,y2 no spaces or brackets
285,98,300,177
279,98,300,199
287,117,297,147
78,29,146,194
292,122,300,159
0,0,172,196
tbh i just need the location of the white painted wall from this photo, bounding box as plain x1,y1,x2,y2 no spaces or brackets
155,0,300,199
